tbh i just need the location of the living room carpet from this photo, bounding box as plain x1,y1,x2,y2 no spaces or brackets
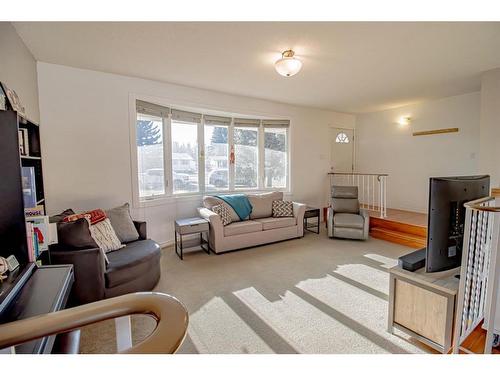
79,229,433,354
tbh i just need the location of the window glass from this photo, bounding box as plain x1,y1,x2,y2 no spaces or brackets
335,132,350,143
171,120,199,193
234,127,258,189
264,127,288,188
205,125,229,191
136,113,165,198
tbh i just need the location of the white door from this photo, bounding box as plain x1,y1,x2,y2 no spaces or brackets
330,128,354,172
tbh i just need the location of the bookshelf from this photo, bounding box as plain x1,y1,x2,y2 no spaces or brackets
0,110,49,265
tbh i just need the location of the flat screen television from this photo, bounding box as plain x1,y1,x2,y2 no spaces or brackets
426,175,490,273
0,110,33,313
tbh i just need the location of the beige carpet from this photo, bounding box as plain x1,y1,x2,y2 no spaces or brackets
79,229,433,354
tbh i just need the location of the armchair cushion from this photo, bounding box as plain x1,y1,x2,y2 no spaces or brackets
105,203,139,243
333,213,365,229
105,239,160,288
56,218,98,249
331,197,359,214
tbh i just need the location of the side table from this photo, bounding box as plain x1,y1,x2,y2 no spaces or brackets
304,206,320,234
174,217,210,260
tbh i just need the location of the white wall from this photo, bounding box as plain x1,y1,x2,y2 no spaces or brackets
37,62,354,245
479,68,500,188
356,92,480,213
0,23,39,123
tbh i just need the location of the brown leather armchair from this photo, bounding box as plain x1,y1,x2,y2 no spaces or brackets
50,221,161,306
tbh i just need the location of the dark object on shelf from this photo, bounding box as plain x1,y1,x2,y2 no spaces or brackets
0,264,79,354
426,175,490,273
0,110,32,310
398,248,426,271
50,220,161,305
304,206,320,234
174,217,210,260
0,82,25,117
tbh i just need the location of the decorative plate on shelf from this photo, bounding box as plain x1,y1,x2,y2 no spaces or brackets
0,81,26,117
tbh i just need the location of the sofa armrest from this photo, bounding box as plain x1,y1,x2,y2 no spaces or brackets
360,209,370,240
133,221,147,240
51,247,106,305
198,207,223,251
293,202,307,236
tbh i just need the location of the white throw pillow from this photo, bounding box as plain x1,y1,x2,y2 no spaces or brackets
89,218,125,253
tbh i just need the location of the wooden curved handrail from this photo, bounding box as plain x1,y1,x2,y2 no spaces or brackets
0,292,189,354
328,172,389,177
464,196,500,213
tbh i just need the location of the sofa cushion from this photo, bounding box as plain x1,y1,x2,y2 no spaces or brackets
248,192,283,219
203,196,241,222
105,203,139,243
334,213,364,229
223,220,263,237
105,239,160,288
332,198,359,214
254,217,297,230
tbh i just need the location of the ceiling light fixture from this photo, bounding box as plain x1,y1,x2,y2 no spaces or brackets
275,49,303,77
397,116,411,126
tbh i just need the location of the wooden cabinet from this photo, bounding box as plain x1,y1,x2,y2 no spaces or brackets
388,265,459,353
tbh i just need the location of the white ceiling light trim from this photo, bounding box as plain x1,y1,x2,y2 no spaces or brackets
274,49,303,77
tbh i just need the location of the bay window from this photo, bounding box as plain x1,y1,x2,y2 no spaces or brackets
134,99,290,202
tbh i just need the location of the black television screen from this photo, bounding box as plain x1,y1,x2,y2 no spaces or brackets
426,175,490,273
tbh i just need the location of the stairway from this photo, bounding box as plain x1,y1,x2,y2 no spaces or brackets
369,215,427,249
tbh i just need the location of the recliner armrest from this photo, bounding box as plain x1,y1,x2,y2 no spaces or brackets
360,209,370,240
133,221,147,240
293,202,307,236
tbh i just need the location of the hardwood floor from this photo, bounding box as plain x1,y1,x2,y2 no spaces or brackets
368,208,427,248
459,323,500,354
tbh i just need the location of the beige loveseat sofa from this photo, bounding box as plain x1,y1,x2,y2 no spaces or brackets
198,192,306,254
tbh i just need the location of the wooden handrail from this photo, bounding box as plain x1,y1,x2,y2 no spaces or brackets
464,196,500,213
0,292,189,354
328,172,389,177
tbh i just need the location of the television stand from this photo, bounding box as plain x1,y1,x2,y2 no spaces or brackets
388,264,460,353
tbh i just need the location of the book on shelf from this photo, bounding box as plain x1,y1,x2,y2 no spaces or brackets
18,128,29,156
25,205,45,217
26,215,50,254
21,166,37,208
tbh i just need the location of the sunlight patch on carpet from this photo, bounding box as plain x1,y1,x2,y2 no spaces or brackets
234,287,391,353
188,296,274,354
333,263,389,296
297,273,428,353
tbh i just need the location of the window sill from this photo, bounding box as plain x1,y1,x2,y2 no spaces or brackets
134,189,292,209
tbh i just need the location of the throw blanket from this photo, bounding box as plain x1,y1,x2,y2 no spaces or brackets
215,194,253,220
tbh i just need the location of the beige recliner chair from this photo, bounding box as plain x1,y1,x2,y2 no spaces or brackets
327,186,369,240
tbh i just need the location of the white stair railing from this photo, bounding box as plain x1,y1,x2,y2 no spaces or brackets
328,172,388,218
452,195,500,354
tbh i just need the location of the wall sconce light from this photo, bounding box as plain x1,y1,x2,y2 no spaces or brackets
397,116,411,126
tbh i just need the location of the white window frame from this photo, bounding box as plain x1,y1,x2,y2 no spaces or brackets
129,96,291,208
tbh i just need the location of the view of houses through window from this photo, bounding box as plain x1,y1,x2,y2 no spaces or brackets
135,100,289,200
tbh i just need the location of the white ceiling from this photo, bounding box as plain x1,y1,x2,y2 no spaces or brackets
13,22,500,113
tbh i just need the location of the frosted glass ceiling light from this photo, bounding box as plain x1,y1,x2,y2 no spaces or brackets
275,50,303,77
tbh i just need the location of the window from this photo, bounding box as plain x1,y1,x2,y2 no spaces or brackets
204,115,230,191
133,100,290,202
335,131,350,143
264,121,288,189
136,106,166,199
170,109,201,194
234,119,260,189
